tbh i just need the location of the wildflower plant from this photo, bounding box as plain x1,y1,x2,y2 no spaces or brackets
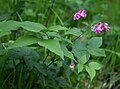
0,1,110,88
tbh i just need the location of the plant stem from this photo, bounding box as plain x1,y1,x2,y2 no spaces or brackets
16,12,23,22
45,0,56,27
43,50,49,63
47,54,56,67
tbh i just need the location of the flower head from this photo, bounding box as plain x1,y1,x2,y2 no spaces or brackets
79,9,87,17
69,61,75,71
91,22,110,34
74,12,81,20
104,22,110,31
74,9,87,20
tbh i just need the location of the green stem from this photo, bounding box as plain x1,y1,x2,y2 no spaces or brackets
43,50,49,63
16,12,23,22
2,71,14,88
44,32,50,39
47,54,56,67
45,0,56,27
51,8,64,26
18,67,23,89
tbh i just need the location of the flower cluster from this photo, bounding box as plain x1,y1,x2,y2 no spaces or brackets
91,22,110,33
73,9,110,34
74,9,87,20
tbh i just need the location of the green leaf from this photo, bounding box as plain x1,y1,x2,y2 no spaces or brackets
65,28,82,36
38,39,64,59
24,59,35,70
20,21,46,32
88,37,102,48
8,35,40,49
87,48,106,57
72,40,90,60
48,25,68,32
61,38,73,44
89,62,102,70
77,63,83,73
0,20,20,31
85,65,96,81
82,22,89,26
61,44,75,60
79,55,87,64
8,47,40,61
34,63,48,76
0,31,11,37
46,32,61,38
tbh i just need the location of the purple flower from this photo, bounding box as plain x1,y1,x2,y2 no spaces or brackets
74,12,81,20
79,9,87,17
91,23,104,33
74,9,87,20
104,22,110,31
91,22,110,34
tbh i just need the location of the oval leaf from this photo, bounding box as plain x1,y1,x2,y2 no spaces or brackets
89,62,102,70
79,55,87,64
65,28,82,36
87,48,106,57
88,37,102,48
85,65,96,81
8,35,40,49
38,39,64,59
20,21,46,32
48,25,68,32
77,63,83,73
0,20,20,31
72,40,90,60
0,31,11,37
61,44,75,61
